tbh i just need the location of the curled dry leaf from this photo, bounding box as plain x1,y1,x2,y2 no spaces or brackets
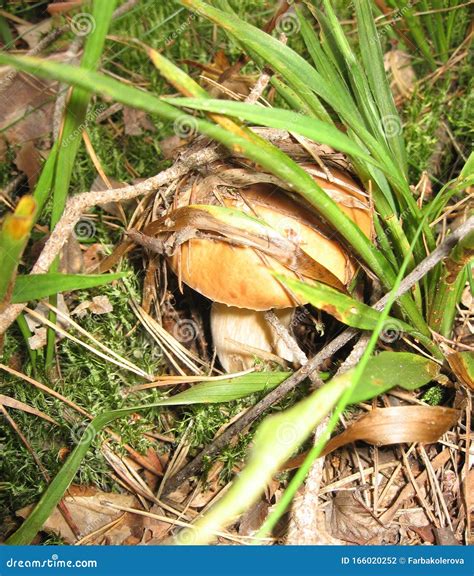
384,49,416,100
323,406,460,456
447,352,474,390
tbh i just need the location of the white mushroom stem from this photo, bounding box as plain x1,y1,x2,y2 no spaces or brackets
210,302,297,373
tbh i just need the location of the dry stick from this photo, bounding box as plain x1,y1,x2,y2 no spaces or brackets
162,216,474,496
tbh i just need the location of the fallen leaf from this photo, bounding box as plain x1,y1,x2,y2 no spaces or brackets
15,19,53,49
47,2,83,16
447,352,474,390
141,504,172,544
17,486,141,544
159,134,186,159
384,49,416,100
25,294,69,349
323,405,460,456
71,295,113,316
408,523,435,544
0,67,58,146
239,500,269,537
14,141,42,190
434,526,459,545
28,327,47,350
82,243,107,272
329,491,396,544
89,295,113,315
123,106,156,136
60,236,84,274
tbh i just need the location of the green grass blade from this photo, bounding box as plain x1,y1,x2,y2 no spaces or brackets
257,211,430,539
163,97,378,166
179,0,333,122
278,275,440,359
390,0,437,69
11,272,126,304
355,0,407,174
173,351,438,544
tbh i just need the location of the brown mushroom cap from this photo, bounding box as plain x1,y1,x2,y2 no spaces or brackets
168,168,372,310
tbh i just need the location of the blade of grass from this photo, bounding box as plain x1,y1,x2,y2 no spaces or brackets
11,272,126,304
355,0,407,174
278,275,441,359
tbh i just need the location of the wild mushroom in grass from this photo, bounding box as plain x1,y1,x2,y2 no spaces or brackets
150,163,372,372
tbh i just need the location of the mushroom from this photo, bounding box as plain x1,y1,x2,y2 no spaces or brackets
155,165,372,372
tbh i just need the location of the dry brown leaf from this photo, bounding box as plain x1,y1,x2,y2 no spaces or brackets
123,106,156,136
323,406,460,456
14,141,42,190
238,500,270,537
159,134,186,159
60,236,84,274
384,49,416,100
28,326,47,350
17,486,141,544
329,491,397,544
140,504,172,544
0,66,59,146
15,19,53,49
25,294,69,349
89,295,113,315
447,352,474,390
71,295,113,317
